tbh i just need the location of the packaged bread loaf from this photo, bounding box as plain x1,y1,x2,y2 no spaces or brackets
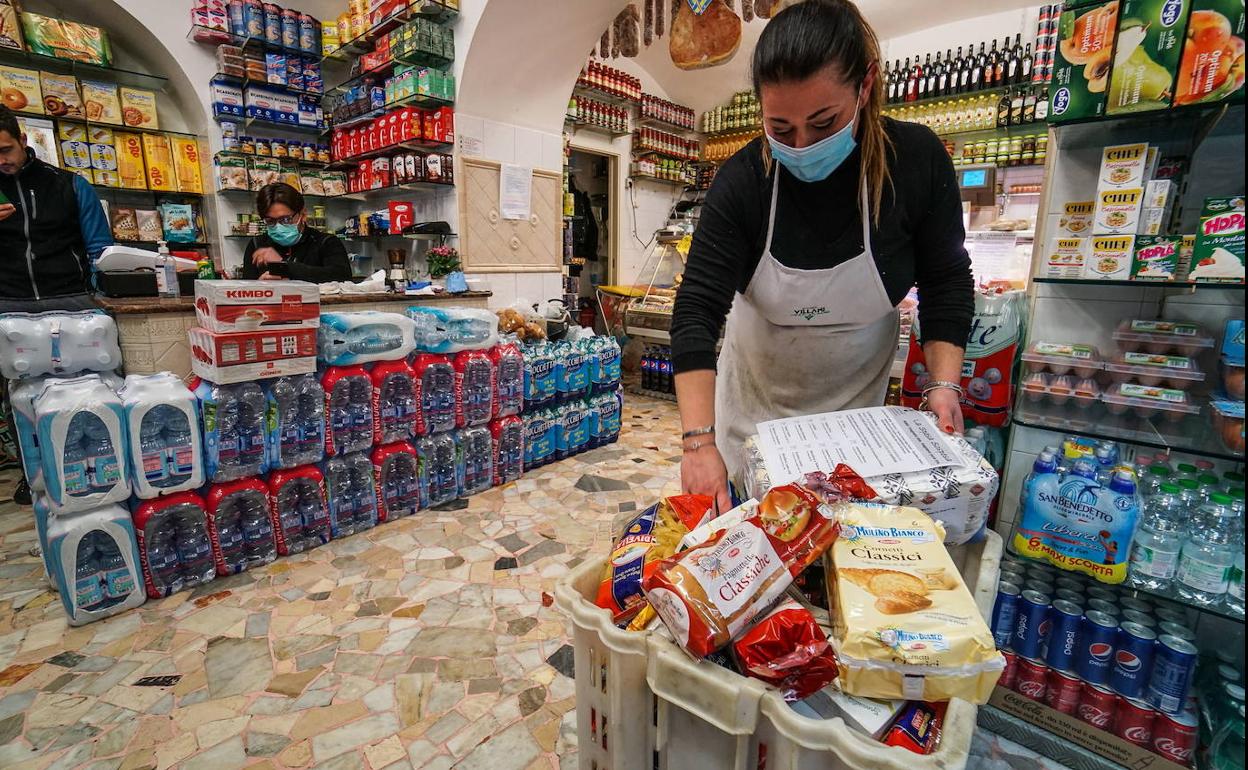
827,502,1003,704
643,484,838,657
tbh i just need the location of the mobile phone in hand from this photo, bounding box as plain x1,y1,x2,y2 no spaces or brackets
0,190,9,205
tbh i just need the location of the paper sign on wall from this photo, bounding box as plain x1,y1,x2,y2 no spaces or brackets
500,163,533,221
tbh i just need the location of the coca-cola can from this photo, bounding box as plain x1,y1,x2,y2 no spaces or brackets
1077,682,1116,729
1015,657,1048,701
1152,709,1198,767
1115,696,1156,748
999,650,1019,690
1044,668,1082,714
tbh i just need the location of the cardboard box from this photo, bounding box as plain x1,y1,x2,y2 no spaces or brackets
193,280,320,333
57,121,87,142
1137,206,1168,235
1050,0,1121,121
1174,0,1247,106
171,136,204,194
1145,178,1174,209
119,87,158,130
140,134,174,191
0,65,42,114
1132,235,1184,280
80,80,122,124
209,79,244,118
245,86,298,124
189,326,318,384
1191,195,1246,282
39,72,83,119
16,116,56,164
1097,142,1151,191
1044,237,1090,278
1085,234,1136,279
1095,188,1146,234
1178,233,1196,278
1050,201,1095,237
1106,0,1191,114
988,688,1187,770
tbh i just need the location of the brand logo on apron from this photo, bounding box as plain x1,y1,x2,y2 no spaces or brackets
792,306,829,322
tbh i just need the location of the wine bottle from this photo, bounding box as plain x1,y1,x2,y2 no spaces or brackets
1022,87,1037,123
1009,87,1024,125
1021,42,1033,84
1035,84,1050,121
937,49,952,95
927,52,940,96
918,53,931,99
905,56,918,102
970,43,985,91
997,89,1012,127
958,44,972,92
1008,34,1023,84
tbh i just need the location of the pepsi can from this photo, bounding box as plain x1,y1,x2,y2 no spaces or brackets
1014,590,1052,661
1153,606,1187,625
1045,599,1083,672
1147,635,1199,715
1158,622,1195,643
1120,597,1151,614
1056,588,1085,606
1075,610,1118,685
1110,621,1157,699
1087,598,1120,617
1086,586,1117,603
1001,564,1027,581
1029,577,1055,595
992,581,1022,649
1056,576,1084,593
1122,609,1156,628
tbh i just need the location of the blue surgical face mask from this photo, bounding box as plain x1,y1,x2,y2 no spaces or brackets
766,97,861,183
267,222,302,247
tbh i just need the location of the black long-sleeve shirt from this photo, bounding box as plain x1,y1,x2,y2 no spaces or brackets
671,118,974,373
240,226,352,282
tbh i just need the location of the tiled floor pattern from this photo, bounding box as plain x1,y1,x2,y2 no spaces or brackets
0,395,1062,770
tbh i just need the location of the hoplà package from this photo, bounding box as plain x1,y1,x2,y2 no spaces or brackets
827,502,1003,704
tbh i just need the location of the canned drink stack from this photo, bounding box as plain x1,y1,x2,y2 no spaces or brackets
1110,621,1157,699
1147,634,1199,715
991,580,1022,649
1014,589,1052,660
1115,697,1157,748
1075,610,1119,686
1078,681,1118,728
1045,599,1083,672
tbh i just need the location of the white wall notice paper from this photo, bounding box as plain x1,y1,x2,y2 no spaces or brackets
500,163,533,221
755,407,962,484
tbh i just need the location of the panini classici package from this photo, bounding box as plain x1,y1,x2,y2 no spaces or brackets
827,502,1003,704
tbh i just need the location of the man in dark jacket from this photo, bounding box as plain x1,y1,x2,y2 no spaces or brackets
0,106,113,504
240,183,352,282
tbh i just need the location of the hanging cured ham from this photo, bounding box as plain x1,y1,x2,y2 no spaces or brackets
670,0,741,70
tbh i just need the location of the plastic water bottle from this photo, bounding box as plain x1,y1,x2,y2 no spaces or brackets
328,378,353,457
1176,492,1238,606
417,356,456,434
96,533,135,601
1069,457,1099,481
458,427,493,496
214,497,248,572
138,413,169,488
1141,465,1172,497
409,311,447,350
213,385,241,474
1128,482,1186,592
325,456,357,536
74,534,104,609
348,375,373,452
456,352,493,428
274,481,307,553
1093,443,1117,484
297,481,330,548
1209,702,1246,770
237,383,268,474
492,345,524,418
381,453,420,519
297,375,325,462
237,491,276,566
417,433,457,507
272,376,302,468
83,417,122,492
347,454,377,531
144,522,183,596
347,324,404,355
1177,478,1205,516
62,418,91,497
1227,491,1245,618
163,408,196,486
378,371,416,444
173,505,215,586
492,418,523,485
1019,450,1060,510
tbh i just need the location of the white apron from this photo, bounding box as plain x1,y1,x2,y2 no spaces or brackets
716,173,901,480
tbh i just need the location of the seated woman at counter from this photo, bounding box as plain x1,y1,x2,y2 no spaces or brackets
240,182,353,282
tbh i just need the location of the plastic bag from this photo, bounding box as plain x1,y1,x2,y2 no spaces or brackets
406,306,499,353
35,374,130,512
120,373,203,499
732,598,839,701
0,310,122,380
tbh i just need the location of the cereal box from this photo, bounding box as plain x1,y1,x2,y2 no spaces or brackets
0,0,23,51
80,80,122,124
1131,235,1184,280
1085,234,1136,280
1043,237,1089,278
1094,188,1146,234
1191,196,1246,283
141,133,175,192
171,136,204,194
0,65,41,113
39,72,83,119
1097,143,1151,191
114,131,146,189
119,87,158,130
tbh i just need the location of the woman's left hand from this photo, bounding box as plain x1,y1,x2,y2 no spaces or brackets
925,387,964,435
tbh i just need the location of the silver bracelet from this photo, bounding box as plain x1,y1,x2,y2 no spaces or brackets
921,380,964,397
681,425,715,440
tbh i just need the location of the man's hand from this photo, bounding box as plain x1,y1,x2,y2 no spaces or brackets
926,387,964,435
252,247,284,267
0,204,15,222
258,271,286,281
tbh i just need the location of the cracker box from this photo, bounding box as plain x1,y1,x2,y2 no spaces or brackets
171,136,204,194
1191,196,1246,283
193,280,320,333
1131,235,1184,280
1085,234,1137,280
39,72,83,119
0,65,41,113
114,131,147,190
141,134,175,191
210,78,243,118
1106,0,1191,115
1097,142,1151,191
1094,188,1145,234
1050,0,1121,121
80,80,122,124
189,327,317,384
1043,237,1090,278
119,87,158,130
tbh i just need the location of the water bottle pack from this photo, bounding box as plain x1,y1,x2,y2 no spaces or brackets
121,374,204,499
412,353,456,435
267,374,325,469
325,452,379,536
457,427,493,497
268,465,331,556
371,442,421,522
523,343,558,409
589,389,623,448
406,306,498,354
132,492,217,599
416,431,458,508
322,365,374,456
490,416,524,487
35,375,131,512
454,350,494,428
524,408,559,469
205,479,276,576
1014,449,1142,583
371,360,417,444
489,343,524,419
590,336,622,394
0,310,122,380
195,379,270,482
9,371,124,493
36,502,144,626
556,400,592,460
318,311,416,365
555,340,591,402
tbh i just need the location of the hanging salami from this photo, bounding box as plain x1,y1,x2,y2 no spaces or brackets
742,0,754,22
619,4,641,57
655,0,664,39
644,0,654,47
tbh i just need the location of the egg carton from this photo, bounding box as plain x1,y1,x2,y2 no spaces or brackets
1020,342,1104,378
1112,319,1215,356
1101,383,1201,422
1103,352,1205,390
1020,372,1101,409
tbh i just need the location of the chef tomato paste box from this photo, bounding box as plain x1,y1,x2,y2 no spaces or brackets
1191,196,1246,283
194,280,320,333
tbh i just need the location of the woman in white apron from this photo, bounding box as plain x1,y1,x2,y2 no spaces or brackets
672,0,974,512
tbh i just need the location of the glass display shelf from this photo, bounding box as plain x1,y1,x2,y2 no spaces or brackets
628,173,690,187
887,81,1031,112
632,147,697,163
93,186,203,198
1012,399,1244,463
330,181,455,198
116,240,209,248
572,84,638,109
188,24,320,58
0,48,167,91
339,231,457,241
892,121,1048,142
1049,95,1244,128
321,2,458,62
637,114,697,133
327,92,455,133
326,49,454,97
214,151,329,170
1034,277,1246,290
210,73,324,101
217,187,339,202
702,125,761,138
213,113,324,135
13,110,199,140
563,119,629,139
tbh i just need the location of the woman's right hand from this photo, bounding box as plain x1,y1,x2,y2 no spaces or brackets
681,445,733,515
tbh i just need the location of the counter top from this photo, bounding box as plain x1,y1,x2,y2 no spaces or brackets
95,290,493,315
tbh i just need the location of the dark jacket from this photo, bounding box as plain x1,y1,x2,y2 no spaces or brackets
0,150,112,300
240,225,353,282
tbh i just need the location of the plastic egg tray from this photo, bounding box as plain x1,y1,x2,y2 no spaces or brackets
1112,319,1215,357
1101,383,1201,423
1021,342,1104,378
1104,352,1206,390
1020,372,1101,409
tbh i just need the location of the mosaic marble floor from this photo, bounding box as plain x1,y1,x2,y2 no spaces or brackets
0,395,1064,770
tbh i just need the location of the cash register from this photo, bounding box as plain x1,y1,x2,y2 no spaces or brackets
94,245,201,297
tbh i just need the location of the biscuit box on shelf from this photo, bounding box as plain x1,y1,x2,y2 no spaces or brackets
193,280,320,333
189,327,317,384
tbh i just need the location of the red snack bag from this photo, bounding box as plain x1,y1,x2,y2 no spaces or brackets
732,598,838,700
642,484,838,657
882,701,946,754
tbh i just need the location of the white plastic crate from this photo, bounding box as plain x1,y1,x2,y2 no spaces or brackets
555,528,1003,770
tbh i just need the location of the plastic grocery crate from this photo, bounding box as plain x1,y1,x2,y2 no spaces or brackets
556,529,1003,770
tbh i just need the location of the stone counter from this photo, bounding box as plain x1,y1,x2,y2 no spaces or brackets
96,291,492,378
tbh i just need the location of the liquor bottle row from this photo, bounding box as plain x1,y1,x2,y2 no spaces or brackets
567,96,629,134
884,85,1050,135
640,94,696,131
702,131,757,164
577,60,641,102
633,128,699,162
